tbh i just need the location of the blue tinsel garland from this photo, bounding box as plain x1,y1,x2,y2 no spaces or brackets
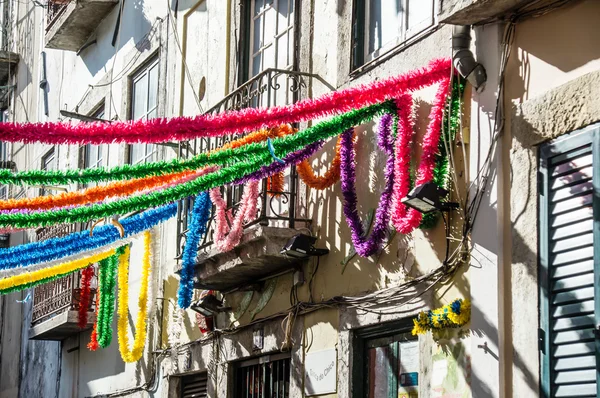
178,192,212,309
0,203,177,270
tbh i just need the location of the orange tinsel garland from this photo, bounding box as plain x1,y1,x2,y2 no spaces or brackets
296,130,354,190
0,170,196,211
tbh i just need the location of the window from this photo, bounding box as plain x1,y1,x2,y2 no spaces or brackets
84,105,107,170
246,0,295,78
180,372,208,398
234,352,291,397
40,148,56,196
538,123,599,397
352,0,435,69
129,57,159,164
0,142,9,199
352,320,420,398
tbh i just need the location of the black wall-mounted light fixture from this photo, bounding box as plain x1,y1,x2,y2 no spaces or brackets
401,182,459,214
280,234,329,259
190,294,230,317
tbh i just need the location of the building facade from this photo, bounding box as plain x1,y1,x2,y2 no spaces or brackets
0,0,598,397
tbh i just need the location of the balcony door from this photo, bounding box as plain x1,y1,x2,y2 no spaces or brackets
244,0,296,108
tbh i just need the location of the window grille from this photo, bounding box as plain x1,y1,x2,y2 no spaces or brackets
234,353,291,397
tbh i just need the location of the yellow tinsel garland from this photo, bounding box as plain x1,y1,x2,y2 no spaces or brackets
117,231,152,363
0,248,116,291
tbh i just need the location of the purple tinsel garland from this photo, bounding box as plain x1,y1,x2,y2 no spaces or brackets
340,113,395,257
234,140,326,184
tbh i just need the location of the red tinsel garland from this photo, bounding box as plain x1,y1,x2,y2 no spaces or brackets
78,265,94,329
87,287,100,351
0,59,450,144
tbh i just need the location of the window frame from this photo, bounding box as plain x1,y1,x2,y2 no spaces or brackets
351,318,418,398
40,148,56,196
127,56,160,165
83,104,107,170
239,0,299,84
351,0,437,72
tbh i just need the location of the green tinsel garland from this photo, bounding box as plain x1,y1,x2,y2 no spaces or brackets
420,77,465,229
0,102,395,228
96,247,124,348
0,103,392,186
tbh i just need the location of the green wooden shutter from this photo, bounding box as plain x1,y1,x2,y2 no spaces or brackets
539,123,600,398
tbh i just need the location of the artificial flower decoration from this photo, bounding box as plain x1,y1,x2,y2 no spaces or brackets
411,298,471,335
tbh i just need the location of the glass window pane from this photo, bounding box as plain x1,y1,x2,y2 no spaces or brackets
252,53,262,77
132,74,148,120
278,0,289,23
146,144,155,160
254,0,264,16
263,7,276,46
263,43,275,70
276,33,289,69
253,14,262,54
407,0,433,33
367,0,402,55
131,144,143,164
367,345,391,398
148,63,159,112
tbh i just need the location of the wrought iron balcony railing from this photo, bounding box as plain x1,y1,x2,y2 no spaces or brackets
31,223,96,326
176,69,333,259
46,0,71,32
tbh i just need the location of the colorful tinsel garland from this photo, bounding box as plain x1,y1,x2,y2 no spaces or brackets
0,203,176,271
391,78,451,234
78,265,94,329
178,192,212,308
340,112,395,257
97,247,125,348
296,133,349,190
0,248,116,292
412,299,471,335
210,180,259,253
0,170,196,211
0,59,450,145
88,286,101,351
0,99,425,230
117,231,152,362
420,77,464,229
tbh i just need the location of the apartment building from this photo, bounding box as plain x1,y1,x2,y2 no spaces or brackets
0,0,598,397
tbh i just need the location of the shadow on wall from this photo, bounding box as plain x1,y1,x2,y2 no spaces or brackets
79,0,153,77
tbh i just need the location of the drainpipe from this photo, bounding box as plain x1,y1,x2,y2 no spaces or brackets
39,51,49,116
452,25,487,92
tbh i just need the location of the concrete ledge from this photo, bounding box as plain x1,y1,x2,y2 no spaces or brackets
439,0,560,25
192,226,307,291
29,310,95,340
45,0,119,52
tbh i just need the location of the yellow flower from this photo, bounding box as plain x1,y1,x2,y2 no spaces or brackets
117,231,152,363
448,299,471,326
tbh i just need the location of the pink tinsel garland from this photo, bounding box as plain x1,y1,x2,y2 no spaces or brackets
391,78,451,234
209,180,259,252
0,59,450,145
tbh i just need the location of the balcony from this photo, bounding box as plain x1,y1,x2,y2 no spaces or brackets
176,69,332,292
29,224,97,340
439,0,566,24
45,0,119,52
